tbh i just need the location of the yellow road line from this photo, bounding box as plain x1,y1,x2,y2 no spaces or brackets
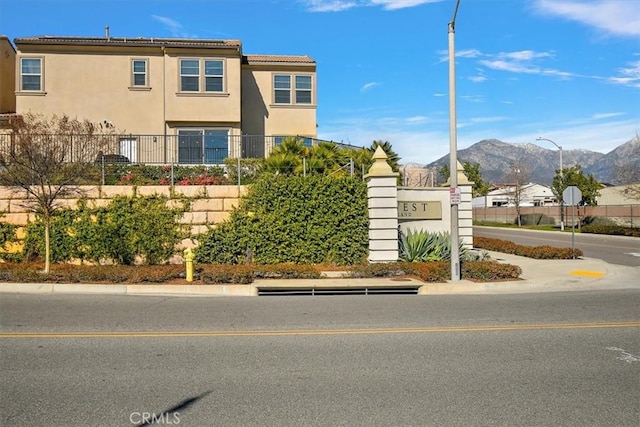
2,321,639,339
571,270,606,278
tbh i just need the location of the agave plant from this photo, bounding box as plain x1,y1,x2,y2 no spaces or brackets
399,229,469,262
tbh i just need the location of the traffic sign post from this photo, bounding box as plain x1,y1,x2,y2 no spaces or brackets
450,187,461,205
562,186,582,259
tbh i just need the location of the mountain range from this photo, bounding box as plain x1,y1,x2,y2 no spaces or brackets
404,138,639,187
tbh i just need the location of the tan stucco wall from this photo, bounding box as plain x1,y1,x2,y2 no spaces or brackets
163,49,242,125
0,185,248,236
0,36,16,114
15,45,244,135
242,66,317,137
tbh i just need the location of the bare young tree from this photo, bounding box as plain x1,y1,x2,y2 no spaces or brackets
0,113,114,273
614,133,640,201
503,162,531,227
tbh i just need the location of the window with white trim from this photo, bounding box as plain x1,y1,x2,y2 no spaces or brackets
295,75,312,103
20,57,42,91
204,60,223,92
273,73,313,105
274,75,291,104
179,58,224,93
131,59,148,87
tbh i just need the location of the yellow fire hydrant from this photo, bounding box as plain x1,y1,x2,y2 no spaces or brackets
184,248,194,282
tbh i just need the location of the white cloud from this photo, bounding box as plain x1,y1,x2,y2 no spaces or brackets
609,60,640,88
468,75,487,83
152,15,197,38
479,59,540,74
406,116,429,123
533,0,640,38
460,95,484,103
361,82,380,92
370,0,443,10
592,112,626,120
437,48,483,63
457,49,483,58
300,0,442,12
303,0,357,12
497,50,554,61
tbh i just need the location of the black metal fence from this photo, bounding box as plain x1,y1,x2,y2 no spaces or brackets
0,133,359,166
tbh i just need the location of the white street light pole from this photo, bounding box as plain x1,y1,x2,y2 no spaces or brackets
537,137,564,230
449,0,461,281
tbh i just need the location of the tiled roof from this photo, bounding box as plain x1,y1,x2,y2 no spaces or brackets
15,36,242,49
243,54,315,65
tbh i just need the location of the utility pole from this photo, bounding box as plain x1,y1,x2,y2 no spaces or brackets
448,0,461,281
537,137,564,230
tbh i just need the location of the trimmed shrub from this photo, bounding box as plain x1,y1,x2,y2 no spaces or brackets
0,260,521,284
581,224,640,237
408,261,451,282
347,262,413,278
462,260,522,281
474,236,583,259
195,174,369,266
22,195,189,265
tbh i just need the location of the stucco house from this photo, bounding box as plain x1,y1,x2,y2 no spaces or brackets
8,34,317,164
0,36,16,117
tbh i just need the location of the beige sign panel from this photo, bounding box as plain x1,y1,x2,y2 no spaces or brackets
398,201,442,220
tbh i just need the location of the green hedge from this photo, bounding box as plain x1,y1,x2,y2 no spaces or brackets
23,195,189,265
195,174,369,265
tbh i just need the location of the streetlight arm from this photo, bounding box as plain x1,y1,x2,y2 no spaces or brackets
536,137,561,151
536,136,563,174
449,0,461,31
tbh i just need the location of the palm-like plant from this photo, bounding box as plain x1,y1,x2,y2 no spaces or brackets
265,137,310,175
369,140,401,172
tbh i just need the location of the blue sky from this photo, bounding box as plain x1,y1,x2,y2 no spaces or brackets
1,0,638,164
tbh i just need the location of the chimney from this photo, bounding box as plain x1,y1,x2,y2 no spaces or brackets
105,26,110,41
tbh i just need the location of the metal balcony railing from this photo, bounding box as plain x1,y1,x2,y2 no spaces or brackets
0,133,361,166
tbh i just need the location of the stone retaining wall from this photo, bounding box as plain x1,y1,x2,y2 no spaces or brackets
0,185,248,236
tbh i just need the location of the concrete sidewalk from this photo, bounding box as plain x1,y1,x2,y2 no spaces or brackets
0,252,638,297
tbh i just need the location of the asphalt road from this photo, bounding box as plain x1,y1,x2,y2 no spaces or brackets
474,226,640,267
2,292,639,426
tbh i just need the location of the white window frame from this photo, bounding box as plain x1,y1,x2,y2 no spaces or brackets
131,59,149,88
179,58,225,93
20,57,43,92
273,74,291,104
295,75,312,104
204,59,224,92
273,73,314,105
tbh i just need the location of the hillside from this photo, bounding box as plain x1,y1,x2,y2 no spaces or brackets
413,138,638,186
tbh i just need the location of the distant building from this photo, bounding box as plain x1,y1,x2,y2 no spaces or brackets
472,183,557,208
597,185,639,205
